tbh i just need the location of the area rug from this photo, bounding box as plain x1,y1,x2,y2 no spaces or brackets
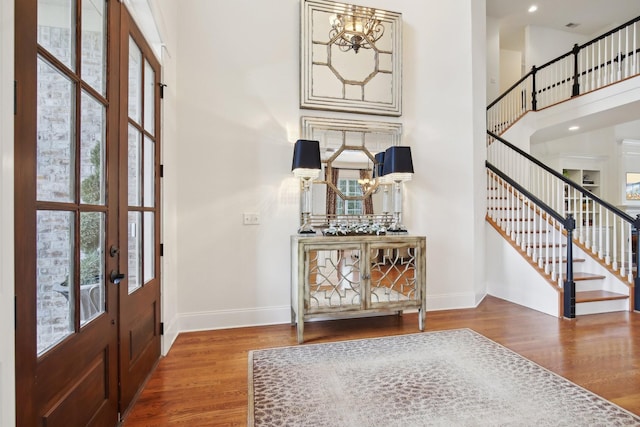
248,329,640,426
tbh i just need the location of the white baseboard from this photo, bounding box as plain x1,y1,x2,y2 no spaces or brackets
178,305,292,333
161,316,180,356
175,294,481,339
425,292,481,311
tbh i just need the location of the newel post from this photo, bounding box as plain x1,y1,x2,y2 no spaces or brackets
531,66,538,111
564,214,576,318
572,44,581,97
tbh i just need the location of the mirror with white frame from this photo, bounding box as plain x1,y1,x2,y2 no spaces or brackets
300,0,402,116
300,116,402,229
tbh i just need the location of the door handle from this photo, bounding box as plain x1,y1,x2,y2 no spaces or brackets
110,270,126,285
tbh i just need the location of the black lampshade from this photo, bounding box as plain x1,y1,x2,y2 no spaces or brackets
291,139,321,177
382,146,414,179
373,151,385,178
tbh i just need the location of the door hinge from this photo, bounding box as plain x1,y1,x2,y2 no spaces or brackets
159,164,164,178
160,243,164,256
159,83,167,99
14,81,17,115
14,295,17,329
159,322,164,335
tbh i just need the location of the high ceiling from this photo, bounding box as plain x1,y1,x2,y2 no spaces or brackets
487,1,640,142
487,0,640,50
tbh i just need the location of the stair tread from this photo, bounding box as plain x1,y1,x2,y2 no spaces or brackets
566,272,607,281
576,290,629,303
543,258,585,263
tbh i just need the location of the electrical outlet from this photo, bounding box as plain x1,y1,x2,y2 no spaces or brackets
243,212,260,225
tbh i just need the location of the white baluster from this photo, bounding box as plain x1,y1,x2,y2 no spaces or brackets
612,217,618,271
605,210,611,265
598,40,602,88
526,199,532,257
627,223,634,283
537,207,544,267
634,23,637,75
620,222,627,278
551,217,557,281
598,204,603,259
625,27,629,78
617,29,622,81
591,199,597,254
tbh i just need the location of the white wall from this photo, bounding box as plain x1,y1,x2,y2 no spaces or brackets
524,25,589,70
172,0,487,331
486,16,500,103
471,0,488,304
485,223,559,317
0,0,15,424
500,49,522,92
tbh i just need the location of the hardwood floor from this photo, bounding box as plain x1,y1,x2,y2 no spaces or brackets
122,296,640,426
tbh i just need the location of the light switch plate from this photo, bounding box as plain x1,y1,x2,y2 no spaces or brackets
243,212,260,225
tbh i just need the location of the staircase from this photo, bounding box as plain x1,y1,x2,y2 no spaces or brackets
486,169,633,316
485,15,640,318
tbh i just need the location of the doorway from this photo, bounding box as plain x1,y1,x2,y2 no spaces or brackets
14,1,161,425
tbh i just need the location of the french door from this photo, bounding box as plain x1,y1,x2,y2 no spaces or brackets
118,7,162,414
14,1,161,425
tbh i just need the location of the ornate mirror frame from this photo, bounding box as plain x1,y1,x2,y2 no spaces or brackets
300,0,403,116
300,116,402,226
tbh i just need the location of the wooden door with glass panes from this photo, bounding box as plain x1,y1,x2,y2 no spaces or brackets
14,0,120,425
117,8,162,413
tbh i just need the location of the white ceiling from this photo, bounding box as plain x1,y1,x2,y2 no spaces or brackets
487,0,640,51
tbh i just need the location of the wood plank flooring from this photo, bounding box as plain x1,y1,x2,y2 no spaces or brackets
122,296,640,426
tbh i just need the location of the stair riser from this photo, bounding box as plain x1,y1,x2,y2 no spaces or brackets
574,281,607,292
575,299,628,315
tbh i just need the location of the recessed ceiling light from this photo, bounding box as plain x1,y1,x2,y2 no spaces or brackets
569,125,580,131
528,5,538,13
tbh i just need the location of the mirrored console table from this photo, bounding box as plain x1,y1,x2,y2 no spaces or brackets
291,234,426,343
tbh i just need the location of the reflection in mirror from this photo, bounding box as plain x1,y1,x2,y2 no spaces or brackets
301,0,402,116
301,117,402,230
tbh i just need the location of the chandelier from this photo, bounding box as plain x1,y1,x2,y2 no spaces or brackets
329,6,384,54
357,176,375,193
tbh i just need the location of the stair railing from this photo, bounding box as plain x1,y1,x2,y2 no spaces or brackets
487,131,640,313
486,164,577,317
488,15,640,135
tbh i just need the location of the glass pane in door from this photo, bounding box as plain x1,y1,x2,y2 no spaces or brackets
128,124,141,206
143,136,154,207
37,0,75,70
128,37,142,124
143,212,154,283
79,212,105,324
81,0,107,95
37,57,75,203
37,210,75,355
128,212,142,293
144,59,155,135
80,91,105,205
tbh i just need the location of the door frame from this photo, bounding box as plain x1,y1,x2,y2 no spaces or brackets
0,0,16,424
